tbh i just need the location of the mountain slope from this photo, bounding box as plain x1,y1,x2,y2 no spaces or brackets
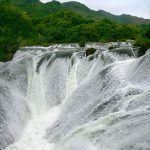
63,1,150,24
62,1,101,19
1,0,149,24
117,14,150,24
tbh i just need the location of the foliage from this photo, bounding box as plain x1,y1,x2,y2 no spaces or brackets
79,41,85,47
0,3,37,61
134,24,150,56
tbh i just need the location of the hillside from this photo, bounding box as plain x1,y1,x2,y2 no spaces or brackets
63,1,150,24
1,0,150,24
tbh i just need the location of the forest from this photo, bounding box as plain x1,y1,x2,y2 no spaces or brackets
0,0,150,61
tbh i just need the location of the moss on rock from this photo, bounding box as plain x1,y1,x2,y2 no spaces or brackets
86,48,96,56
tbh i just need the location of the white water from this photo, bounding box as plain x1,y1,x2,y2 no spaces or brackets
66,54,79,98
5,53,62,150
1,45,150,150
6,106,60,150
5,49,80,150
27,56,49,116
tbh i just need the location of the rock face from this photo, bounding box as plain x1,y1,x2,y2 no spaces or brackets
85,48,97,56
0,44,150,150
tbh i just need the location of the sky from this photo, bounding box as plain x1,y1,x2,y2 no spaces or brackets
40,0,150,19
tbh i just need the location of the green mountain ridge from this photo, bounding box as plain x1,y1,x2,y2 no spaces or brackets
62,1,150,24
1,0,150,24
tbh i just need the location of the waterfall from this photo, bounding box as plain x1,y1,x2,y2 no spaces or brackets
66,53,79,98
27,55,50,116
0,45,150,150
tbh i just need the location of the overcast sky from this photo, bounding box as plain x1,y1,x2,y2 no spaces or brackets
40,0,150,19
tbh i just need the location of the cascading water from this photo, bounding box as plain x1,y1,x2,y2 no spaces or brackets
0,44,150,150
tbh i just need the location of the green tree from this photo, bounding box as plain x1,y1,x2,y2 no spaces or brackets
0,4,37,61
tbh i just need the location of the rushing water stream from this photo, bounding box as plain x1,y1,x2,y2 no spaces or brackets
0,44,150,150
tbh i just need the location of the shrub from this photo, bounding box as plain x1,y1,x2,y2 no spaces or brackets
79,41,85,47
134,37,150,57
